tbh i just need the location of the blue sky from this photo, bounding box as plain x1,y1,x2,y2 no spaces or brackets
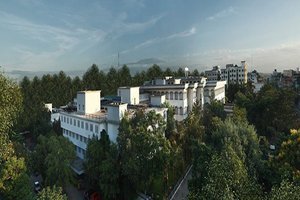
1,0,300,73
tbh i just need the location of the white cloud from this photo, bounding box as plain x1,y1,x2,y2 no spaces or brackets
206,6,236,21
121,27,197,54
0,9,164,69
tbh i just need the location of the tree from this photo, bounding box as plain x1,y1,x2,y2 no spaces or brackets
82,64,103,91
118,65,131,87
190,145,262,200
37,185,67,200
85,130,120,199
182,105,205,163
33,134,75,188
0,72,33,200
275,129,300,182
0,72,22,133
118,110,171,195
269,180,300,200
105,67,119,95
45,135,76,187
146,64,163,79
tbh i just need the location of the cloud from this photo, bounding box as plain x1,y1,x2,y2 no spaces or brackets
206,6,236,21
3,12,108,69
121,27,196,54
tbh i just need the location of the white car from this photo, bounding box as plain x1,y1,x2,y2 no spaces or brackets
34,181,41,193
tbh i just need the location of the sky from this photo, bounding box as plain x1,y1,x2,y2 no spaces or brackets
1,0,300,73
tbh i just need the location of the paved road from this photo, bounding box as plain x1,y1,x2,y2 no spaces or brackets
169,165,193,200
65,184,84,200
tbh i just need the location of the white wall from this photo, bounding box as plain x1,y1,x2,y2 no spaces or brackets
77,91,101,114
118,87,140,105
107,103,127,123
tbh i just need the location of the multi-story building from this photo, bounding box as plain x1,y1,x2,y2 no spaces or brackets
205,66,221,81
270,68,300,89
59,90,168,174
221,61,248,84
59,75,226,173
206,61,248,84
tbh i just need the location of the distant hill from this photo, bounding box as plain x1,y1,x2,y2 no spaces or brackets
126,58,165,65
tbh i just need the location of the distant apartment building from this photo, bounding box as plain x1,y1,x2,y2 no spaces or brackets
270,68,300,89
205,66,221,81
205,61,248,84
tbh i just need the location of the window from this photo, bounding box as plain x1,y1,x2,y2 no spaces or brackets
175,92,178,100
78,104,81,110
90,124,93,132
81,121,84,129
76,134,79,140
77,120,80,127
67,117,69,124
72,132,75,138
95,125,98,133
64,116,66,122
179,92,183,100
170,92,173,100
70,118,72,125
84,137,87,144
73,119,76,126
78,147,81,153
80,135,83,142
85,123,88,130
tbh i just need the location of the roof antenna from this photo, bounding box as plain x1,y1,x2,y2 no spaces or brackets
118,52,120,68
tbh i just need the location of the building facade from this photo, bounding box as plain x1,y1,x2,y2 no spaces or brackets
137,76,226,121
206,61,248,84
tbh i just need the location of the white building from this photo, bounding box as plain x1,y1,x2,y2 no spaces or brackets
117,87,140,105
205,66,221,81
59,90,168,174
206,61,248,84
138,76,226,121
221,61,248,84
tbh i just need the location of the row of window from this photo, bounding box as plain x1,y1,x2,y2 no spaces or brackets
63,129,89,144
221,69,245,73
75,145,86,157
61,115,99,133
223,74,245,78
173,106,187,115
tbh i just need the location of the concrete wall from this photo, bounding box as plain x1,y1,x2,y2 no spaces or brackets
150,95,166,106
118,87,140,105
77,91,101,114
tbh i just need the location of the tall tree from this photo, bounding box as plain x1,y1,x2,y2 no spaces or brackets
0,72,22,133
82,64,102,90
45,135,76,187
0,72,33,200
118,110,171,195
85,130,120,199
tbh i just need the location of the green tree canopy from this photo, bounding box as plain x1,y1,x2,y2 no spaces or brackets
37,185,67,200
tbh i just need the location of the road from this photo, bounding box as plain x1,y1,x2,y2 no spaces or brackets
65,184,84,200
169,165,193,200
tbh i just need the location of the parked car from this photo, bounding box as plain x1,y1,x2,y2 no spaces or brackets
84,189,102,200
34,181,41,193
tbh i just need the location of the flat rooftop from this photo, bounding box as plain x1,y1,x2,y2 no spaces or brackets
60,110,107,122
